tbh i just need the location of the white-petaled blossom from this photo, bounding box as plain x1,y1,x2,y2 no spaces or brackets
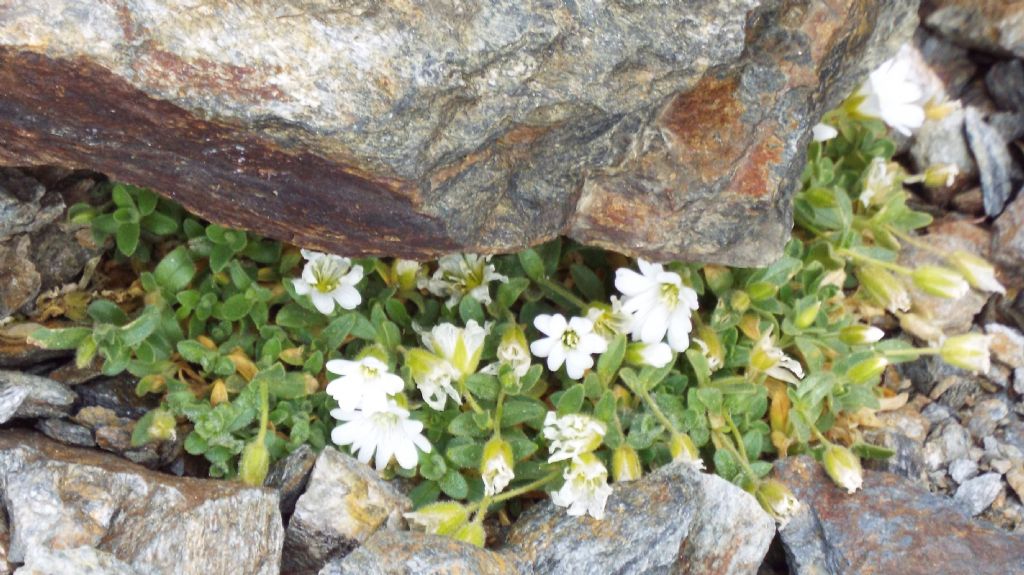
420,254,508,307
858,157,902,208
615,259,699,352
392,259,426,292
550,453,614,520
855,55,925,136
406,348,462,411
625,342,674,368
585,296,630,342
750,327,804,384
330,401,432,470
530,314,608,380
481,437,515,496
325,356,404,412
822,445,863,494
483,324,531,378
543,411,606,463
939,333,992,374
292,249,364,315
948,250,1005,295
756,479,802,527
420,320,490,378
812,123,838,142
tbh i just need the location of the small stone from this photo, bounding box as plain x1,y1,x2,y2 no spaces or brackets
863,431,926,482
954,472,1004,516
986,364,1012,389
319,530,522,575
921,402,954,425
951,187,985,216
93,416,180,469
964,106,1016,217
994,189,1024,269
73,405,121,429
0,236,41,320
991,458,1014,475
1014,367,1024,396
926,0,1024,58
1,509,10,575
989,111,1024,142
910,107,975,203
282,448,412,575
35,418,96,448
14,546,140,575
0,369,75,423
877,407,931,443
776,456,1024,574
264,444,317,519
986,58,1024,112
915,29,976,97
74,375,160,419
949,458,980,484
987,324,1024,369
924,421,972,472
968,398,1010,440
0,323,71,369
0,168,62,240
1007,466,1024,501
502,461,774,575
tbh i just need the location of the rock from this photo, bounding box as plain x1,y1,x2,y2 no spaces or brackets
921,401,954,425
502,461,774,575
1007,466,1024,501
92,415,180,469
986,59,1024,112
862,430,926,481
0,369,75,423
282,448,411,575
964,106,1016,217
74,375,160,419
876,405,931,443
951,187,985,216
34,418,95,448
968,398,1011,440
0,323,71,369
994,189,1024,269
909,107,975,202
1,509,10,575
987,324,1024,369
14,546,139,575
264,444,317,519
923,420,972,472
319,530,522,575
0,168,62,240
925,0,1024,58
27,222,99,294
989,111,1024,143
775,456,1024,575
900,354,981,410
915,29,976,98
0,430,283,574
0,237,40,320
954,472,1004,516
949,458,980,484
0,1,918,266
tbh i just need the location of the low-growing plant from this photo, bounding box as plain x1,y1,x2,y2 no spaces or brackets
30,95,999,541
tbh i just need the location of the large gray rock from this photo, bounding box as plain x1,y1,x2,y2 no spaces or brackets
264,444,317,519
0,0,916,265
775,456,1024,575
994,189,1024,270
320,530,523,575
925,0,1024,58
0,431,283,575
0,369,75,423
282,448,412,575
14,546,139,575
501,461,774,575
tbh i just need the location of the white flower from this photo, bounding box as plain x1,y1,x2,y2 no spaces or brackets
325,356,404,412
750,327,804,384
823,445,863,494
292,249,364,315
625,342,674,368
406,348,463,411
420,320,490,378
551,453,614,520
856,55,926,136
421,254,508,307
530,314,608,380
615,259,699,352
939,333,992,374
812,123,838,142
859,157,902,208
330,401,432,470
584,297,630,342
543,411,606,463
481,437,515,497
484,325,531,378
948,251,1005,295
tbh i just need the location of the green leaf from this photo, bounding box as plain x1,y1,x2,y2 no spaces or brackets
518,249,545,281
130,410,156,447
851,441,896,460
500,397,547,428
115,222,140,256
597,334,626,382
111,184,135,209
465,373,499,402
570,264,606,301
135,188,158,216
120,308,161,347
713,448,739,481
448,413,490,438
87,299,128,325
28,326,93,350
496,278,530,310
184,432,208,455
439,469,469,499
555,384,585,416
140,211,179,236
216,294,253,322
209,243,233,273
445,441,483,469
458,296,485,325
409,481,441,509
154,246,195,292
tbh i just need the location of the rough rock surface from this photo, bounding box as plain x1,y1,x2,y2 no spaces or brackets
501,461,774,575
282,448,411,575
994,191,1024,269
265,444,317,518
14,546,139,575
0,431,283,575
0,0,916,265
924,0,1024,58
0,369,75,423
775,456,1024,575
320,530,523,575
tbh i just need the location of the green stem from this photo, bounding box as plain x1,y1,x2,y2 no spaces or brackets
837,248,913,275
257,376,269,443
638,388,680,437
887,226,946,257
467,470,562,513
724,412,749,464
493,389,506,439
713,430,757,479
534,277,588,311
882,347,938,359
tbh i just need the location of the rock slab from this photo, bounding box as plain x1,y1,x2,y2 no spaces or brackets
0,431,283,575
320,530,523,575
501,461,775,575
0,0,916,265
775,456,1024,575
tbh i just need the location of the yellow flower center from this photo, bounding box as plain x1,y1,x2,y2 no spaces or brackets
561,329,580,349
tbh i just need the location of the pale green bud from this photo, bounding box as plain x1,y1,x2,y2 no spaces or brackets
755,479,801,525
497,325,531,378
239,438,270,486
855,265,910,313
480,437,515,496
822,445,863,494
922,163,959,189
611,445,643,482
947,250,1005,295
453,522,486,548
730,290,751,313
839,324,885,345
694,325,725,371
746,282,777,302
846,356,889,385
669,433,703,468
404,501,469,536
911,265,969,299
392,259,422,292
147,409,177,442
939,333,992,374
794,301,822,329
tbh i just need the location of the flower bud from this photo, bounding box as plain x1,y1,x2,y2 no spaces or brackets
196,335,217,351
497,325,531,378
822,444,863,494
228,348,258,381
702,265,733,294
939,333,992,373
911,265,969,299
611,445,643,482
625,342,674,368
278,346,305,366
755,479,802,525
794,301,822,329
209,379,229,406
147,409,177,442
812,122,838,142
839,324,885,345
452,522,485,548
404,501,469,536
238,438,270,486
846,356,889,384
392,259,422,292
922,163,959,189
694,325,725,371
859,158,903,208
730,290,751,313
948,250,1005,295
855,265,910,313
669,433,703,469
746,282,777,302
480,437,515,496
75,335,98,369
